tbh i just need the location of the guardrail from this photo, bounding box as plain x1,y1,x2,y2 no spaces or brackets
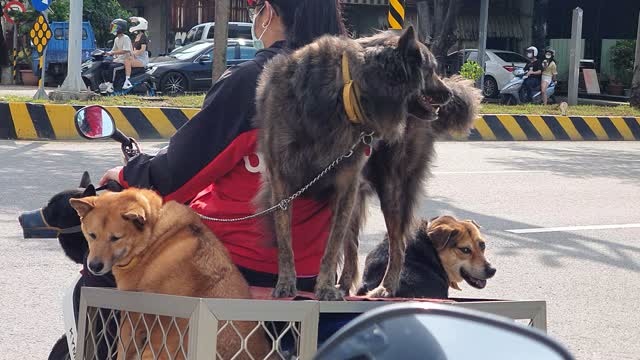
77,287,546,360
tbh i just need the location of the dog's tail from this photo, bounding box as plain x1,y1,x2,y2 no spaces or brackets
431,76,482,136
252,173,278,249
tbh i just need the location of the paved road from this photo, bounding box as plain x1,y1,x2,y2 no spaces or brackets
2,140,639,360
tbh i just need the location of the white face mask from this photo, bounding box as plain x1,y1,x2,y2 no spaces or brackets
251,5,272,50
545,54,552,59
527,53,533,59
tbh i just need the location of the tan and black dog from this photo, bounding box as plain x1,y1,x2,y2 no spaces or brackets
70,188,271,360
358,215,496,298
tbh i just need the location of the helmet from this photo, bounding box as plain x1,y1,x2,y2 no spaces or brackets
129,17,148,33
526,46,538,57
110,19,128,35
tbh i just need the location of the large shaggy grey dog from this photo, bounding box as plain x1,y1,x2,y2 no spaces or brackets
255,27,480,301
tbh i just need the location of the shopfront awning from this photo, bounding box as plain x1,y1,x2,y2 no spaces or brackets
456,15,524,40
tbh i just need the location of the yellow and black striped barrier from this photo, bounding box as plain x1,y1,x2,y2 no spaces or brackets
1,102,639,141
388,0,405,30
452,114,640,141
0,103,198,140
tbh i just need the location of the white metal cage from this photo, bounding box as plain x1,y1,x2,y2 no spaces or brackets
77,288,546,360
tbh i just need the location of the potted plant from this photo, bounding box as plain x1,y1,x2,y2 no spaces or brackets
16,49,38,86
607,75,625,96
609,40,635,96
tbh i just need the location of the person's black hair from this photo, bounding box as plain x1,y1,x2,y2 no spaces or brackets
267,0,348,49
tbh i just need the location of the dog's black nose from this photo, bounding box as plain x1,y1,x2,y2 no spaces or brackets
485,265,497,278
88,260,104,274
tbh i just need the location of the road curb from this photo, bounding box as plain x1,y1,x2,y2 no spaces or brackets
0,102,199,140
1,102,639,140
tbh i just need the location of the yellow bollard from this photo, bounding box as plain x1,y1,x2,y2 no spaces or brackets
388,0,405,30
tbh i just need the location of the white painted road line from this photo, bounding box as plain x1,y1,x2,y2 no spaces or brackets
506,223,640,234
433,170,548,175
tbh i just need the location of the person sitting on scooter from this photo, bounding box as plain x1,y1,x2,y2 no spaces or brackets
101,19,132,92
522,46,542,102
123,17,150,90
541,48,558,105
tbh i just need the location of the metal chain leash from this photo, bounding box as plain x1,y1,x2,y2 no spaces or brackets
197,131,375,223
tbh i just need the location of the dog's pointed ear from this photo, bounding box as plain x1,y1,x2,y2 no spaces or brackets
122,206,146,230
83,184,97,197
428,224,458,251
397,26,423,67
69,197,97,218
466,220,482,229
80,171,92,188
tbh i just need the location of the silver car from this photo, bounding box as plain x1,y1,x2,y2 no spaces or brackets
445,49,529,98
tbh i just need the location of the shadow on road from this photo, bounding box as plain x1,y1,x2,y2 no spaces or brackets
484,143,640,183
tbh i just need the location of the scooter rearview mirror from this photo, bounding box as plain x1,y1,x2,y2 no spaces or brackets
74,105,116,140
314,303,574,360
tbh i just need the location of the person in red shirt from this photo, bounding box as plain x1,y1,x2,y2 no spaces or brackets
100,0,348,292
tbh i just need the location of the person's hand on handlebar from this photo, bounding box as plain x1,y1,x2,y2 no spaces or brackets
100,166,123,186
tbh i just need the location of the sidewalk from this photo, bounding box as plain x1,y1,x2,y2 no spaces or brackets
0,85,57,97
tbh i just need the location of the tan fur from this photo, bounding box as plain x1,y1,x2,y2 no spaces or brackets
70,189,271,360
423,215,495,291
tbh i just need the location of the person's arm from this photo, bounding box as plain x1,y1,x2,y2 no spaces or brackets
113,62,262,204
132,44,146,57
529,62,542,75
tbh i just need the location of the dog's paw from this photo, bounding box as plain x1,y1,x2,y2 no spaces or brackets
366,286,395,298
272,280,297,298
315,286,345,301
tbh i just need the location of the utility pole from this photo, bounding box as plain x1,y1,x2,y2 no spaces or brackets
568,7,583,106
478,0,489,91
55,0,88,99
212,0,230,83
630,11,640,108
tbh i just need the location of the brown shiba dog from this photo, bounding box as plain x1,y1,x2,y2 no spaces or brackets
358,215,496,298
69,189,271,360
256,27,481,301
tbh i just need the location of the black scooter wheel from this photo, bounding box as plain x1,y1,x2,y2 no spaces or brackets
48,334,71,360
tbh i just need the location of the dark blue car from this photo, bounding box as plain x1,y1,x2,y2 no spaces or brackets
31,21,96,84
147,39,257,94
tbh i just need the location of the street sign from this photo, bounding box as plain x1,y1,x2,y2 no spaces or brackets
2,0,26,25
31,0,50,12
30,14,52,56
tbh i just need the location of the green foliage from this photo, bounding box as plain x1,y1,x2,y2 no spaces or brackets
610,40,636,87
459,60,484,82
83,0,131,47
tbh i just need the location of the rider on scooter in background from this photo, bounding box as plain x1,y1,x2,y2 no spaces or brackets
522,46,542,102
100,19,132,93
541,48,558,105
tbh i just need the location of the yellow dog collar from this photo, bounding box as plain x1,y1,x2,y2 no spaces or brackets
342,53,367,124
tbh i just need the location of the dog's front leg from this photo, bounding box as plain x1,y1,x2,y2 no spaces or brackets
271,173,298,298
316,175,360,301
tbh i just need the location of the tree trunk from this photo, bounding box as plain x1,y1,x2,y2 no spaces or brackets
212,0,230,84
0,19,11,85
631,14,640,109
531,0,549,52
416,0,462,74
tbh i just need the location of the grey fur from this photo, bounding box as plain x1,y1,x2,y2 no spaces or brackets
255,27,481,300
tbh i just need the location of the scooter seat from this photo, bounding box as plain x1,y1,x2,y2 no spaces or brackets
130,67,147,77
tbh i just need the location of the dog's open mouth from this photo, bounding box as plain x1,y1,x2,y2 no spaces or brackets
460,268,487,289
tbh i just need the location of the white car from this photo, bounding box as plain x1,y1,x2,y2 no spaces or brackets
445,49,529,98
177,22,252,48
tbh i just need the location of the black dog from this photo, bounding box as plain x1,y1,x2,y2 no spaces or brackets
19,172,118,360
358,226,450,298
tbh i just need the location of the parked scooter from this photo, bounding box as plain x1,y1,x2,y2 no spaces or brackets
315,303,575,360
500,68,556,105
81,49,156,96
